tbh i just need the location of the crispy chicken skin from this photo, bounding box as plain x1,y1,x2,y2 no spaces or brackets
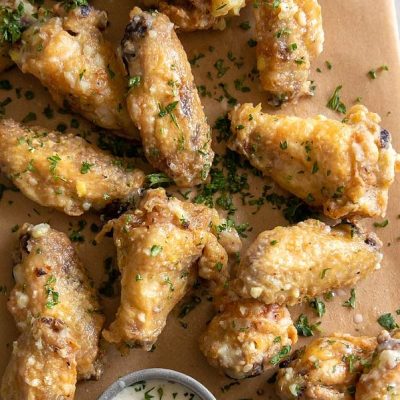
356,330,400,399
0,119,145,216
1,223,104,399
254,0,324,104
144,0,246,31
0,0,37,72
229,103,400,219
122,8,214,187
276,334,377,399
102,188,240,350
9,5,136,135
199,299,298,379
233,219,382,306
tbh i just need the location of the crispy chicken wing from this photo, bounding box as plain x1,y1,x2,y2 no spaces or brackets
144,0,246,31
232,219,382,306
356,330,400,399
0,0,36,72
9,4,136,135
199,299,298,379
229,103,400,219
276,334,377,399
0,119,145,216
102,188,240,350
1,223,104,399
122,8,214,187
254,0,324,104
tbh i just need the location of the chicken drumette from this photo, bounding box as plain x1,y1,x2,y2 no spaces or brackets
122,8,214,187
0,119,145,216
1,223,104,399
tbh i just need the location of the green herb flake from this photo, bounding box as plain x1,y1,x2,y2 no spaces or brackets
342,288,356,309
150,245,163,257
377,313,399,330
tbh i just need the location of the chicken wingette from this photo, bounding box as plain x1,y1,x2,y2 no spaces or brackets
9,4,136,135
0,119,145,216
144,0,246,31
199,299,298,379
1,223,104,399
229,103,400,219
232,219,382,306
102,188,241,350
0,0,37,72
276,334,377,399
122,8,214,187
254,0,324,104
356,330,400,399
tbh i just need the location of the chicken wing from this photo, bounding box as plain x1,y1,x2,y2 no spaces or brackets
254,0,324,104
9,4,136,135
0,119,145,216
1,223,104,399
276,334,377,399
145,0,246,31
101,188,240,350
122,8,214,187
356,330,400,399
199,299,298,379
229,103,400,219
0,0,37,72
232,219,382,306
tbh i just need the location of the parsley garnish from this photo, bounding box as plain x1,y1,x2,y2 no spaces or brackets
150,245,163,257
295,314,320,336
309,298,326,317
146,173,174,188
44,276,60,309
0,3,25,44
270,345,291,365
342,288,356,309
327,85,347,114
378,313,399,330
80,161,93,174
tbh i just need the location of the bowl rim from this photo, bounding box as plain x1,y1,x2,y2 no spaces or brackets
97,368,216,400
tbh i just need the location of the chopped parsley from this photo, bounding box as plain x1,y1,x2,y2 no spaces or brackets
59,0,89,11
295,314,320,337
342,288,356,309
327,85,347,114
0,3,25,44
44,276,60,309
80,161,93,174
373,219,389,228
128,76,141,88
146,173,174,188
309,298,326,317
270,345,291,366
150,245,163,257
378,313,399,330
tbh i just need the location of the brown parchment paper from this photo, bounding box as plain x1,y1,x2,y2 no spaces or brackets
0,0,400,399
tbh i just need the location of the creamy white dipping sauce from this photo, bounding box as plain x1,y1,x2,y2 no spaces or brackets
113,379,202,400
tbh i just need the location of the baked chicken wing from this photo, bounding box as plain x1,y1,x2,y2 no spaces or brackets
122,8,214,187
276,334,377,399
229,103,400,219
0,119,145,216
356,330,400,399
1,223,104,399
144,0,246,31
232,219,382,306
254,0,324,104
102,188,240,350
199,299,297,379
9,4,136,135
0,0,36,72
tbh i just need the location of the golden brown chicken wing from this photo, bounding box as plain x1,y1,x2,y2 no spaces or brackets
9,4,136,135
199,299,298,379
1,223,104,399
101,188,240,350
147,0,246,31
229,103,400,219
122,8,214,187
0,119,145,216
0,0,37,72
254,0,324,104
356,330,400,399
232,219,382,306
276,334,377,399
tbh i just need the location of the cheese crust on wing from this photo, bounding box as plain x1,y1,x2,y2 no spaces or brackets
102,188,240,350
1,223,104,399
144,0,246,31
229,103,400,219
122,8,214,187
199,299,297,379
232,219,382,306
9,5,136,135
254,0,324,104
0,119,145,216
276,334,377,400
356,330,400,399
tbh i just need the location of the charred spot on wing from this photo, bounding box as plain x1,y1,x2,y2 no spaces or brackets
101,200,130,221
380,129,391,149
19,232,31,254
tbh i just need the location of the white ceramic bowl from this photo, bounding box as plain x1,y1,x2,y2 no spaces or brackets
98,368,216,400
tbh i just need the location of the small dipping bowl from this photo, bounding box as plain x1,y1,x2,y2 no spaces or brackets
98,368,216,400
